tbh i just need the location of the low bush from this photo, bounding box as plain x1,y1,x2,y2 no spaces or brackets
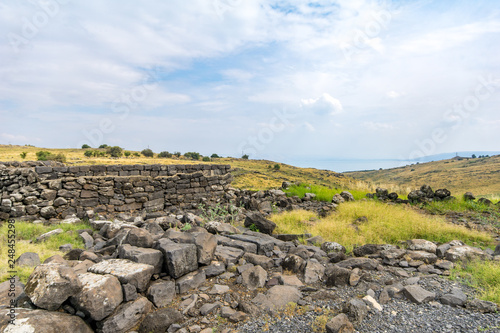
202,156,211,162
158,151,172,158
36,151,66,163
106,146,123,158
141,148,154,157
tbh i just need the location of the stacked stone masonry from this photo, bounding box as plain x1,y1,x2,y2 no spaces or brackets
0,162,232,220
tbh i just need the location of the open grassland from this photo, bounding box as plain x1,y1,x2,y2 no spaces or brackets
0,221,89,283
271,201,495,253
346,155,500,197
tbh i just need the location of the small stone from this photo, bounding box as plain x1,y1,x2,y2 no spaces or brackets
403,285,436,304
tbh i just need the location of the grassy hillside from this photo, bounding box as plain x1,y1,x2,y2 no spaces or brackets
0,145,355,191
346,155,500,197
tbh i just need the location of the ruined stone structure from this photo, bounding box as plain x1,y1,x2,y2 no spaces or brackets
0,162,232,220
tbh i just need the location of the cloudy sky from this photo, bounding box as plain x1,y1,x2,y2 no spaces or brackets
1,0,499,166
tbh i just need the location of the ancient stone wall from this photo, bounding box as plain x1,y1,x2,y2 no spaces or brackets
0,162,232,221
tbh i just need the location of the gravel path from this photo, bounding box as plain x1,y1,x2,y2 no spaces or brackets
237,272,500,333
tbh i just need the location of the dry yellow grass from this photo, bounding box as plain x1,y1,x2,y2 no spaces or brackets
271,201,494,252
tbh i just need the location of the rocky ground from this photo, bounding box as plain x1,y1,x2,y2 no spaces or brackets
1,187,499,333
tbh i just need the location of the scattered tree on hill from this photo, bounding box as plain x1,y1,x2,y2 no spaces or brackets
84,150,93,158
158,151,172,158
133,152,140,157
81,144,91,149
124,151,131,157
242,154,249,160
106,146,123,158
20,152,27,159
141,148,154,157
471,154,477,158
99,144,108,149
184,152,200,160
211,153,220,158
202,156,211,162
173,152,181,158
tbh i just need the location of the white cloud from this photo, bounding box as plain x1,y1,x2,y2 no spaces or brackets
300,93,343,116
362,122,396,131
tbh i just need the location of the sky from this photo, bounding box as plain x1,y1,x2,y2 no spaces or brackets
1,0,500,167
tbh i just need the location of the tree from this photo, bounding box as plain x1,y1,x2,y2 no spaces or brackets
471,154,477,158
158,151,172,158
184,152,200,160
81,144,91,149
173,152,181,158
99,144,108,149
106,146,123,158
84,150,93,157
211,153,220,158
202,156,211,162
273,164,281,170
242,154,249,160
141,148,154,157
20,152,27,159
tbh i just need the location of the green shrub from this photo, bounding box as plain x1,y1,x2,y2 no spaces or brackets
202,156,211,162
273,164,281,170
84,150,93,158
124,151,131,157
36,151,66,163
184,152,200,160
106,146,123,158
242,154,249,160
20,152,27,159
141,148,154,157
133,152,140,157
158,151,172,158
81,144,91,149
173,152,181,158
99,144,108,149
211,153,220,158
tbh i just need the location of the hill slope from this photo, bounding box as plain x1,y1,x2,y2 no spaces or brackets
0,145,352,191
346,155,500,197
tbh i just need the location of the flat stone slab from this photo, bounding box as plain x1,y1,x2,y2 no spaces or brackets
226,234,274,255
89,259,154,292
216,235,258,253
215,245,245,265
403,285,436,304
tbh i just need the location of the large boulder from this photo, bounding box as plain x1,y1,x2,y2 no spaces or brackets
325,265,350,287
125,228,154,248
138,308,183,333
192,232,217,265
96,296,153,333
251,285,302,312
403,285,435,304
444,245,489,262
0,308,93,333
24,263,82,311
241,265,267,290
146,280,176,308
118,244,163,274
407,239,437,254
340,191,355,202
155,239,198,279
88,259,154,292
244,212,276,235
70,273,123,321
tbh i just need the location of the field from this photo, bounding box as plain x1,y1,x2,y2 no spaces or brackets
346,155,500,197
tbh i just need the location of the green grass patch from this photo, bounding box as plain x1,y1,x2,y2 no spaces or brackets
424,198,498,215
285,183,368,202
450,260,500,305
0,221,91,283
271,201,494,253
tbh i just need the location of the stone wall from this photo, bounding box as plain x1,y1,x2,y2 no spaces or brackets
0,163,232,221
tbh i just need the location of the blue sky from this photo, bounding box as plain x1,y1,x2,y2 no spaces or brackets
1,0,499,166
